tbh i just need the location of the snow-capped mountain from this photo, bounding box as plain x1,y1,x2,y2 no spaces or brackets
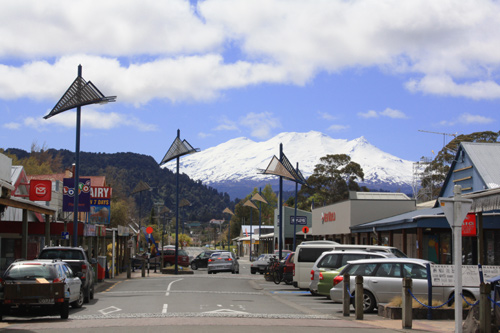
162,131,414,199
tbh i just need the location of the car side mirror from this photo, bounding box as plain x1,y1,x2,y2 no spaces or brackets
90,258,97,265
236,257,240,260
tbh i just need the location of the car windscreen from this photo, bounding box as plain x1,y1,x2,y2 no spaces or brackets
39,250,84,260
178,250,188,256
390,248,408,258
4,264,57,280
298,247,334,262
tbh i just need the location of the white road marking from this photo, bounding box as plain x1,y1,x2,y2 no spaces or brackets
99,306,122,315
203,308,249,315
165,278,183,296
162,304,168,314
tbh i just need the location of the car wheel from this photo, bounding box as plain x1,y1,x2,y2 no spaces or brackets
259,271,264,275
251,269,256,274
60,300,70,319
191,263,198,270
353,290,376,313
232,270,236,274
71,288,84,309
90,284,95,300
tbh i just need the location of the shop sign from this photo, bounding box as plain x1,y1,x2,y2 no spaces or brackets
63,178,91,212
462,213,476,236
29,179,52,201
90,186,112,224
290,216,307,225
321,211,336,223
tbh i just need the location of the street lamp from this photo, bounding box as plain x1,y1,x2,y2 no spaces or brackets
159,130,199,275
243,199,258,261
251,190,268,255
223,207,235,254
44,65,116,247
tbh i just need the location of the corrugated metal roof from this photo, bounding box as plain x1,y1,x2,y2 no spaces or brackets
351,192,410,200
462,142,500,189
350,207,443,231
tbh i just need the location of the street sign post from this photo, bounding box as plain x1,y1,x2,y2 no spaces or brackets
438,185,472,333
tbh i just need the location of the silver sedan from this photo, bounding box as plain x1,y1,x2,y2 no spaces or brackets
207,252,240,274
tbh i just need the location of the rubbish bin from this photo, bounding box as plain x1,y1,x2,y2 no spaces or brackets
97,256,106,282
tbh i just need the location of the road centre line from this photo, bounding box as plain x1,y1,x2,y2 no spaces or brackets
166,278,183,296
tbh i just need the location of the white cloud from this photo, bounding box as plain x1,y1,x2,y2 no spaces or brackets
380,108,407,119
440,112,495,126
317,111,336,121
328,124,349,132
198,132,213,139
240,112,281,139
406,75,500,99
214,116,239,131
358,110,379,119
358,108,407,119
23,109,157,131
0,0,500,102
2,122,21,130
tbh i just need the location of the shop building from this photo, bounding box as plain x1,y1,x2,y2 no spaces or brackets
351,142,500,264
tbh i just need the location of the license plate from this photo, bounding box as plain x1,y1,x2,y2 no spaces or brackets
39,298,54,304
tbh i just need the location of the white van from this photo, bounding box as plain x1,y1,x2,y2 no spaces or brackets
292,240,406,289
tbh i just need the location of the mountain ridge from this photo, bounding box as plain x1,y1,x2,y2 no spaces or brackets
162,131,414,199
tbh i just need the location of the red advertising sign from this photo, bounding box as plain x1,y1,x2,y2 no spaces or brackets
29,180,52,201
462,213,477,236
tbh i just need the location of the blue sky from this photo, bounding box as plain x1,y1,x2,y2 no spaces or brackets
1,0,499,165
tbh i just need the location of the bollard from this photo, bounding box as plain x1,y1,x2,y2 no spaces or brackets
480,283,492,333
355,275,363,320
141,258,146,277
402,277,412,329
147,258,150,276
343,273,351,317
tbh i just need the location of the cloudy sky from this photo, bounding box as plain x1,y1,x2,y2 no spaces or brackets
1,0,499,164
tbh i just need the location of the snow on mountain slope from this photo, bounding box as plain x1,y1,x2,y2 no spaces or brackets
162,131,414,196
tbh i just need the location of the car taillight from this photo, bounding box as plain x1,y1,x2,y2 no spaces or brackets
208,259,213,262
81,264,87,279
53,277,62,283
310,270,315,280
319,272,324,281
333,276,344,286
226,258,232,261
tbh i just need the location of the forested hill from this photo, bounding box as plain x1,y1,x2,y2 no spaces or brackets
5,148,233,222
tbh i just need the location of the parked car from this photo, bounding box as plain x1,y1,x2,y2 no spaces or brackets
330,258,480,313
163,248,190,267
190,250,221,270
0,259,83,320
282,252,295,284
309,250,397,296
316,266,346,299
293,241,405,289
207,252,239,274
250,254,274,274
38,246,96,303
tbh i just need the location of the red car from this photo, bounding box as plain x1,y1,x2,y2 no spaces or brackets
162,248,190,267
282,252,295,284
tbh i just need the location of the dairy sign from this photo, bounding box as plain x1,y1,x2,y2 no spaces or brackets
63,178,91,212
90,186,112,224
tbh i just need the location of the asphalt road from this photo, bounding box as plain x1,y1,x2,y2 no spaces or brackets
0,256,456,332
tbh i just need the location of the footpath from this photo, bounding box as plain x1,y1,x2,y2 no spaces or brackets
93,262,457,333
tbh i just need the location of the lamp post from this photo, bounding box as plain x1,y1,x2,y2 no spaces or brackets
223,208,235,254
244,199,258,261
44,65,115,247
251,190,268,255
159,130,199,274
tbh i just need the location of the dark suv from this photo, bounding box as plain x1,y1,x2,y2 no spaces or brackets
38,247,96,303
190,250,222,270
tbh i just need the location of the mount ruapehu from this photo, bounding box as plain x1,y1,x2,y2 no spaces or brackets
162,131,414,199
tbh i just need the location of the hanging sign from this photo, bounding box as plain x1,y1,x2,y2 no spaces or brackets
90,186,112,224
63,178,91,212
